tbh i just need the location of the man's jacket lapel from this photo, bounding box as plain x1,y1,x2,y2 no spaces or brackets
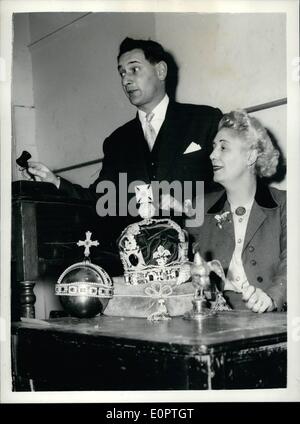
154,102,190,181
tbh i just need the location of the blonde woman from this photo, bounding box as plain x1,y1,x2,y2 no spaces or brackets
190,110,286,313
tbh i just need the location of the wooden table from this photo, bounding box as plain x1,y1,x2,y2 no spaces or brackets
11,311,287,391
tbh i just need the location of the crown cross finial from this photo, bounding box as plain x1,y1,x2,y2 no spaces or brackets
77,231,99,258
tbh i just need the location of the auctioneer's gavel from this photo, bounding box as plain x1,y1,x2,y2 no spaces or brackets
16,150,36,181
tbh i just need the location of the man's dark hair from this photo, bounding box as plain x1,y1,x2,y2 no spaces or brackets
117,37,167,64
117,37,179,100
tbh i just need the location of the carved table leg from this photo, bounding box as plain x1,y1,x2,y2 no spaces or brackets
13,200,38,319
20,281,36,318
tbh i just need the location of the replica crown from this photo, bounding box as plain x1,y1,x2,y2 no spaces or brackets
118,218,189,285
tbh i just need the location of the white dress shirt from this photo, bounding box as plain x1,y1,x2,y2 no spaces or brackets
138,94,169,146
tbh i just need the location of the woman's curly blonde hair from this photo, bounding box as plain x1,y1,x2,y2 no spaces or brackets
218,110,279,178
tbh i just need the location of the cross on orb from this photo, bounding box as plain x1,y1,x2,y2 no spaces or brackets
77,231,99,257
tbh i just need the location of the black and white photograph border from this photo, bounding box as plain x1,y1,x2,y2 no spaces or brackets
0,0,299,403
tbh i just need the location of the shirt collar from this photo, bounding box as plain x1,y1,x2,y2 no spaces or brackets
207,180,278,214
138,94,169,123
229,197,254,212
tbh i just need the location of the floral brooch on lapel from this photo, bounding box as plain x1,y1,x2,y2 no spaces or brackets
214,211,232,229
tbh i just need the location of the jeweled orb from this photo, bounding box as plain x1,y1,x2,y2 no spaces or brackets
55,262,113,318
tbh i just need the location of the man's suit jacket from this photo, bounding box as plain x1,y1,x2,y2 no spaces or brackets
190,182,286,311
60,101,222,247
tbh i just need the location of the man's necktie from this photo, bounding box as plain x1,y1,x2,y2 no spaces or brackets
144,112,156,151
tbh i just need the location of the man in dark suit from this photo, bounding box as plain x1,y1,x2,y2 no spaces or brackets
27,37,222,254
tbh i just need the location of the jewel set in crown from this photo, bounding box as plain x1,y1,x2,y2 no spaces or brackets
118,218,189,285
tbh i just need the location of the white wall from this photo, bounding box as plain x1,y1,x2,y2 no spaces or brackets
155,12,286,189
29,12,88,42
29,12,156,186
155,13,286,110
12,13,37,181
